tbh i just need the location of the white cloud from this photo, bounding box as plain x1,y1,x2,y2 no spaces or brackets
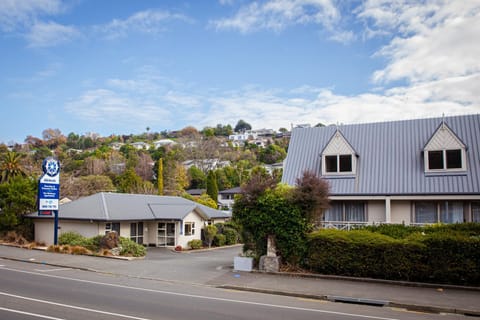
26,21,79,47
210,0,344,37
0,0,63,32
358,0,480,84
65,89,172,128
97,9,192,39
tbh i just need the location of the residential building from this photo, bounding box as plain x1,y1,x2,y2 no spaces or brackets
218,187,242,211
282,114,480,228
29,192,231,247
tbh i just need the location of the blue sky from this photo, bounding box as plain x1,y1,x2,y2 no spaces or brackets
1,0,479,144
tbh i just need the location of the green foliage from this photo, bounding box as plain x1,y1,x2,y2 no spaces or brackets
258,144,287,164
195,193,218,209
0,151,27,183
187,166,206,189
59,231,85,246
223,228,239,245
188,239,203,249
234,120,252,132
204,224,218,248
0,175,37,232
306,226,480,286
158,158,164,195
119,237,146,257
206,170,218,203
115,168,143,193
213,234,226,246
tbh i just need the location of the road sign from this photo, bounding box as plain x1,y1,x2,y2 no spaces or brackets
38,157,60,211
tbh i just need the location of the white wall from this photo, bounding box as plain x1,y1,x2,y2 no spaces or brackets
178,212,204,248
34,219,100,246
367,201,385,223
391,201,411,224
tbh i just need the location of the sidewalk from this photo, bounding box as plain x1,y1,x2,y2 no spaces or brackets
1,244,479,316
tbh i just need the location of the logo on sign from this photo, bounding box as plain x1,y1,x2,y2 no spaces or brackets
43,158,60,177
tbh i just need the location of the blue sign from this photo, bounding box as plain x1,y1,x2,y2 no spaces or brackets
38,157,60,212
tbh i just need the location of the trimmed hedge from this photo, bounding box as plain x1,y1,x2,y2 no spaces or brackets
306,226,480,286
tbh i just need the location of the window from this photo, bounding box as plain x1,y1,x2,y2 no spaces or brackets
324,202,366,222
184,222,195,236
472,202,480,222
130,222,144,244
427,149,463,171
105,222,120,235
414,201,464,224
325,155,353,173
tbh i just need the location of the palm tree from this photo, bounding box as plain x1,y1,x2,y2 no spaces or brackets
0,151,27,183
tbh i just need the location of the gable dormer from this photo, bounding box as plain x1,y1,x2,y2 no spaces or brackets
424,121,466,173
321,129,357,176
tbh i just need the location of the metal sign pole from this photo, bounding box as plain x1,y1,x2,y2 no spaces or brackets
54,210,59,245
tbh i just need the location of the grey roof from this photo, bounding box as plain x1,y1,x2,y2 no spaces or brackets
219,186,242,194
30,193,231,221
282,114,480,196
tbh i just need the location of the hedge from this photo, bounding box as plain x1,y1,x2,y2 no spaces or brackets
306,226,480,286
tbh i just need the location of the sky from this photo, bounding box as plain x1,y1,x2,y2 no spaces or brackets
1,0,479,144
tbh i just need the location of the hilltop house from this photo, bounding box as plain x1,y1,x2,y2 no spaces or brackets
29,193,231,247
281,114,480,228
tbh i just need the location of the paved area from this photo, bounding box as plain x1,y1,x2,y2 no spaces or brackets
1,244,479,316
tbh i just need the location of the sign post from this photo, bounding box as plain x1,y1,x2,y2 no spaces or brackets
38,157,60,245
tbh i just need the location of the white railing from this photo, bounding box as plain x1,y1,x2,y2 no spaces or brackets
322,221,369,230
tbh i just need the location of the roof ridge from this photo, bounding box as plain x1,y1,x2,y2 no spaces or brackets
101,192,109,220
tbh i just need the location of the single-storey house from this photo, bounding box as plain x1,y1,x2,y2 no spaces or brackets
29,192,231,247
281,114,480,228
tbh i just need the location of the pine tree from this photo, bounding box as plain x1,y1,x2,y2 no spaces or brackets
206,170,218,204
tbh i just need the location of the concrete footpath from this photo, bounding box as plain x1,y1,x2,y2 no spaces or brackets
1,244,479,317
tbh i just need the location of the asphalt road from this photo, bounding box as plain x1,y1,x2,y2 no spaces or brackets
0,259,467,320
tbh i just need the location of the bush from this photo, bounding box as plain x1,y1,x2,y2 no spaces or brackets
223,228,238,245
58,232,85,246
188,239,203,249
213,234,226,246
306,226,480,286
119,237,146,257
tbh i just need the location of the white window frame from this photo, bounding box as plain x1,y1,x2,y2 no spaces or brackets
322,154,356,175
425,148,466,173
184,222,195,236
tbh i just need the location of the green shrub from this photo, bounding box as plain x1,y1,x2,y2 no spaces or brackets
82,235,103,252
58,231,86,246
188,239,203,249
223,228,238,245
119,237,146,257
213,234,226,246
306,226,480,286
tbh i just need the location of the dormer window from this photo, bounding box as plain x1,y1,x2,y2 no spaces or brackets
325,154,353,173
424,121,466,173
321,130,356,176
427,149,462,170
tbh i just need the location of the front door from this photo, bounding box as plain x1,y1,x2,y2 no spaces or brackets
157,222,176,247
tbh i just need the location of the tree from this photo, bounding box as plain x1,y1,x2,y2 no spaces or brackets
233,170,330,267
204,224,217,248
234,120,252,133
290,170,330,227
187,166,206,189
0,175,37,235
0,152,27,183
258,144,287,164
206,170,218,203
115,168,143,193
195,193,217,209
157,158,164,195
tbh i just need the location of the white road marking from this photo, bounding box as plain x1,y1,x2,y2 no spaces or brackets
0,292,152,320
34,268,71,273
0,267,399,320
0,306,65,320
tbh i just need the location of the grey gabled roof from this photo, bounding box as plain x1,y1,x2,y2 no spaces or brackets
30,192,230,221
282,114,480,195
